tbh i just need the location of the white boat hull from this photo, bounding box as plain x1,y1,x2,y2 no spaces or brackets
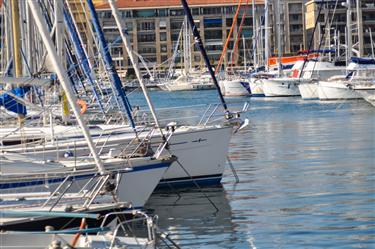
220,80,251,96
318,81,362,100
161,83,215,91
0,157,172,208
249,78,265,97
353,85,375,106
262,78,301,97
158,126,232,187
360,91,375,106
298,82,318,99
2,126,233,188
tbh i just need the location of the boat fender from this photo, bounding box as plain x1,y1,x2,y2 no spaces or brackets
76,99,87,114
64,151,74,158
166,122,177,132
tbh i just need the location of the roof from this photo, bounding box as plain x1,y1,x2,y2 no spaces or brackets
95,0,264,10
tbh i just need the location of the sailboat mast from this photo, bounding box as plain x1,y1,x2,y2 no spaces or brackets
252,0,257,69
108,0,165,138
85,0,137,130
27,0,105,174
183,16,189,76
243,35,247,71
11,0,22,77
215,0,242,75
276,0,282,76
346,0,352,59
356,0,363,57
180,0,229,112
264,0,269,70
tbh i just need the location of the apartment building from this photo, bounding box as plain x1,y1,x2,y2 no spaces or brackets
305,0,375,57
94,0,267,74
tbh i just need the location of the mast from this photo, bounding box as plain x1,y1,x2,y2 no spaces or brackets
369,28,374,58
108,0,165,137
180,0,229,112
85,0,137,131
252,0,257,69
264,0,269,70
11,0,22,77
356,0,363,57
183,16,190,76
346,0,352,59
215,0,242,75
243,35,247,71
231,1,249,68
276,0,282,76
11,0,26,124
27,0,105,174
63,4,107,118
53,0,70,123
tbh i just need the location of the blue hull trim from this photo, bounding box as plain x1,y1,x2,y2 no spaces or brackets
0,162,170,190
156,174,223,189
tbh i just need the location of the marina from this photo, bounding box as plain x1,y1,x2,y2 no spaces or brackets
145,91,375,248
0,0,374,248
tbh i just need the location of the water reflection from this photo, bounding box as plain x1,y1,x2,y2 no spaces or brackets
137,91,374,248
146,187,256,248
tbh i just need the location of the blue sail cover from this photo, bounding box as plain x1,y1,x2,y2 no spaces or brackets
351,57,375,65
0,87,30,115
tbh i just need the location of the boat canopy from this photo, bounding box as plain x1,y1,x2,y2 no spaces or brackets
0,87,30,115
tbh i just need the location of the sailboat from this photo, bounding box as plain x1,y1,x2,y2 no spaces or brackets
157,17,215,91
1,210,159,249
1,0,176,209
318,57,375,100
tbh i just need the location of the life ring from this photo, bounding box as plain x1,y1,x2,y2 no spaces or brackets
76,99,87,114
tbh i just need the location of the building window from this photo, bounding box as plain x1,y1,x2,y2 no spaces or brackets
121,10,132,18
202,7,222,15
171,32,180,41
238,18,252,26
224,6,236,15
126,22,133,31
160,32,167,41
204,18,222,28
170,20,183,29
144,56,156,63
134,10,156,18
138,33,156,42
205,30,222,40
170,9,185,16
111,47,123,56
160,44,168,52
137,21,155,31
291,14,301,22
158,9,168,17
139,46,156,54
226,18,234,27
101,11,112,19
192,8,200,15
161,55,168,62
160,20,167,30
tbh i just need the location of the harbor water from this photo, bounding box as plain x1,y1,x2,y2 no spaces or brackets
128,90,375,248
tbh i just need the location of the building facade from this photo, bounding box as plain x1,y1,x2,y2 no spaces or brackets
305,0,375,58
94,0,309,75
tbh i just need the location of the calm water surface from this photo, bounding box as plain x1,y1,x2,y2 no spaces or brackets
130,90,375,248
